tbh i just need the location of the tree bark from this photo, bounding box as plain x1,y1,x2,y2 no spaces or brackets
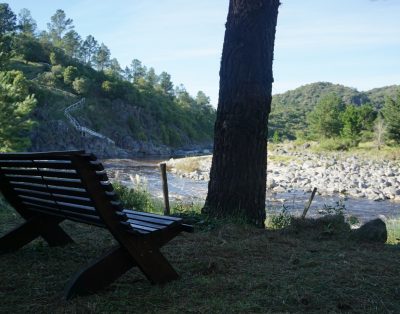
203,0,280,227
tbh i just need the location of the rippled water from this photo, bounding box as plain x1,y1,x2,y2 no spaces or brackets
103,158,400,223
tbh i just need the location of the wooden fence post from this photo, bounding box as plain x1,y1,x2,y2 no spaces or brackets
160,163,170,215
301,187,317,219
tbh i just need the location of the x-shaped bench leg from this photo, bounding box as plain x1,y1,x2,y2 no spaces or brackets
0,216,73,254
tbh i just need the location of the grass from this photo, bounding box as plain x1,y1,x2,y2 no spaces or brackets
1,195,400,313
387,218,400,245
168,156,211,173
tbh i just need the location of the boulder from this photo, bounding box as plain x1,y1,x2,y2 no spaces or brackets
350,218,387,243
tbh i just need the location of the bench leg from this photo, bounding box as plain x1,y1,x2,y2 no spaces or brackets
40,222,74,247
64,246,136,300
0,219,42,253
0,217,73,254
126,240,179,285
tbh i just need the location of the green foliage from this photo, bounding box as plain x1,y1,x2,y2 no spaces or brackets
0,70,36,151
0,3,17,35
112,181,156,213
63,65,78,84
317,137,353,151
272,130,280,143
94,43,110,71
72,76,90,95
266,205,292,229
0,34,13,67
17,8,37,36
50,64,64,79
381,90,400,143
13,34,48,63
46,9,74,46
269,82,395,140
307,93,345,138
81,35,98,66
341,105,363,145
2,8,215,148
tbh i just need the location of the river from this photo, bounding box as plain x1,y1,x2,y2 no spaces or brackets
102,158,400,223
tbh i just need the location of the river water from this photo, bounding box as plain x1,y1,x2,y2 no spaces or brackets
103,158,400,223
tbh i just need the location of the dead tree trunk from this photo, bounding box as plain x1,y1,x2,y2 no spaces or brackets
203,0,280,227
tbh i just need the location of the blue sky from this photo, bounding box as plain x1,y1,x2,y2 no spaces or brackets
8,0,400,106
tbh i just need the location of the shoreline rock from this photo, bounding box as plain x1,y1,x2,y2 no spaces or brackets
166,146,400,202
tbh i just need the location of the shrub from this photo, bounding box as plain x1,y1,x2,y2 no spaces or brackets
112,181,156,213
63,66,78,85
72,77,90,95
50,65,64,79
318,137,353,151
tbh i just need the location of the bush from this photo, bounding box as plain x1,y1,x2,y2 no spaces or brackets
63,66,78,85
112,182,156,213
50,65,64,79
36,71,58,87
318,137,354,151
72,77,90,95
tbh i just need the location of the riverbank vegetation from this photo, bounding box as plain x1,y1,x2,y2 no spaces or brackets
1,192,399,313
269,82,399,146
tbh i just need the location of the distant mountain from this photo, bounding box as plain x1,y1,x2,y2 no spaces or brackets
269,82,400,139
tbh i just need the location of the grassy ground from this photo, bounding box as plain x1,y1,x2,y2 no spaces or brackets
1,203,400,313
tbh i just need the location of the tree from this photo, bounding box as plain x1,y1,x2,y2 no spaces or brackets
341,105,362,145
80,35,98,66
47,9,74,46
381,91,400,143
0,70,36,151
196,91,210,106
203,0,280,226
62,30,81,58
0,3,16,35
307,93,345,138
373,113,386,150
145,67,158,86
0,3,16,67
130,59,147,83
105,58,123,79
94,43,111,71
159,71,174,96
17,8,37,36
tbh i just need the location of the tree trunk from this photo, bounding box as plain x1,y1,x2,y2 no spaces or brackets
203,0,280,227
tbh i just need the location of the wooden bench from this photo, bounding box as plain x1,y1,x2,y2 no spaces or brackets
0,150,193,299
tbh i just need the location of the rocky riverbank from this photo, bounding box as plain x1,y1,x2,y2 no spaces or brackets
166,145,400,202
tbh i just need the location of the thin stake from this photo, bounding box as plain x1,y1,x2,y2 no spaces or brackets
301,187,317,219
160,163,170,215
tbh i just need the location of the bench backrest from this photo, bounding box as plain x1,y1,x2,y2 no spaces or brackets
0,151,125,229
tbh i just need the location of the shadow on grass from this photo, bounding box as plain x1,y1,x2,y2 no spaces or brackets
0,206,399,313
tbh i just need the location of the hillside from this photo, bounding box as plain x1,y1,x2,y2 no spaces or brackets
269,82,400,139
0,5,216,156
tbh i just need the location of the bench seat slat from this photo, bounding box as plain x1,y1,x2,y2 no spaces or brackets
122,209,182,222
119,211,179,227
125,218,168,230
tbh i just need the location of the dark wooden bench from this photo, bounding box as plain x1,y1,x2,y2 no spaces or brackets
0,150,193,299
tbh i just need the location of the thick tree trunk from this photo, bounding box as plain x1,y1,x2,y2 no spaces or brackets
203,0,280,227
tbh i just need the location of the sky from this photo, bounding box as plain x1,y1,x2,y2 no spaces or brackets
7,0,400,107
